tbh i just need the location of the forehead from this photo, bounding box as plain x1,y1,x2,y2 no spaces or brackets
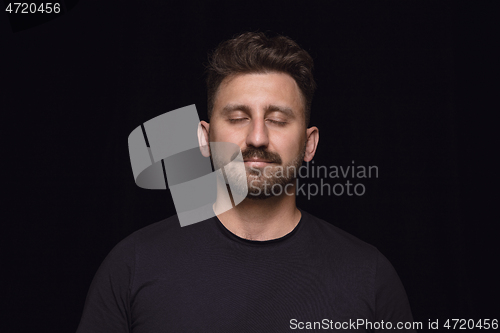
213,72,305,115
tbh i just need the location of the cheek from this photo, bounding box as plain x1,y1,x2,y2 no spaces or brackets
275,137,302,159
287,135,307,160
210,123,243,143
208,123,223,141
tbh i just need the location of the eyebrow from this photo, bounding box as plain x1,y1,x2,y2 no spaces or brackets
220,103,296,118
221,104,251,115
264,104,295,118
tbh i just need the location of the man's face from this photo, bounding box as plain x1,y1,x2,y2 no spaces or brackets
208,72,308,199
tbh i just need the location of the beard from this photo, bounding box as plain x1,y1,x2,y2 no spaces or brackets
244,145,305,199
211,142,306,200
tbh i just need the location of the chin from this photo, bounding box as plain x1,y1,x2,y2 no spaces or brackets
246,192,275,200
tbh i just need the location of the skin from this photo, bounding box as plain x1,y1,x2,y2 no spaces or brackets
198,72,319,241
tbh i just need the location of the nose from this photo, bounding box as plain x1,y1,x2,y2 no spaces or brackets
245,118,269,148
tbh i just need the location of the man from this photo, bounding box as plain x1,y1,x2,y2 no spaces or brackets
76,32,416,332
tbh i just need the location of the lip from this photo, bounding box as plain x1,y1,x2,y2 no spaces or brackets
244,159,271,163
244,159,274,167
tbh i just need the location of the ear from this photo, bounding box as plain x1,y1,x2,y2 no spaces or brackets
303,126,319,162
198,120,211,157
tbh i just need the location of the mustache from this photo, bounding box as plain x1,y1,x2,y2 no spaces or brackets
242,147,282,164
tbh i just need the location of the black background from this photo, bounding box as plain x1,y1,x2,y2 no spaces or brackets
2,1,497,332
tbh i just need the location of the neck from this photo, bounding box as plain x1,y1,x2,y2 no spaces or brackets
213,180,301,241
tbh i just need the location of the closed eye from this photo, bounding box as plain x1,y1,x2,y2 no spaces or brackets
228,118,247,123
227,118,287,126
267,119,287,126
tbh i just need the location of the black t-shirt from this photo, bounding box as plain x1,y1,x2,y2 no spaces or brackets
76,209,416,332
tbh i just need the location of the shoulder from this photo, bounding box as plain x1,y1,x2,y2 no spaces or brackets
95,216,177,270
108,214,180,250
113,214,215,259
300,210,410,302
122,214,187,248
300,209,382,263
130,214,183,242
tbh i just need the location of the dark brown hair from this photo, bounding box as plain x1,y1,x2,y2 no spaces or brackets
205,31,316,126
